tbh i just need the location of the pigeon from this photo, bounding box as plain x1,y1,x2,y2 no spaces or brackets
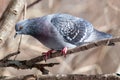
15,13,113,59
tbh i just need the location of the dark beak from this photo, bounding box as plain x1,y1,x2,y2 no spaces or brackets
14,33,17,38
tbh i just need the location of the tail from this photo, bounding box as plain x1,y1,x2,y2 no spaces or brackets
94,29,112,39
84,29,115,46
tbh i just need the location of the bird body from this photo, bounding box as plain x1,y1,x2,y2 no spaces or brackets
15,13,112,50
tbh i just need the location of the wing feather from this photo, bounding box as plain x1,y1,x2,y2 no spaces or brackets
51,14,93,44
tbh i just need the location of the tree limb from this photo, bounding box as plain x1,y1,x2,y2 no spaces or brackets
1,74,120,80
0,37,119,73
0,0,25,47
0,51,59,74
27,37,117,63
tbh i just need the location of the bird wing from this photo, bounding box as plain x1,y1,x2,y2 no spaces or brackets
51,14,93,45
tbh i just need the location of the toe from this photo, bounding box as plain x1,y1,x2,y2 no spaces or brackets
61,47,68,57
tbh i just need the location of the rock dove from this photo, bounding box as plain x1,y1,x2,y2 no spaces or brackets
15,13,113,59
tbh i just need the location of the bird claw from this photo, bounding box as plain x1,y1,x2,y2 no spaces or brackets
42,49,53,61
61,47,68,57
42,47,67,61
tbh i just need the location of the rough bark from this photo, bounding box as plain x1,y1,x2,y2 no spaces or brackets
1,74,120,80
0,0,25,47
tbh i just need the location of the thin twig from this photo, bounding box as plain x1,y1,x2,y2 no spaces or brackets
1,73,120,80
27,0,42,9
14,35,22,60
2,51,20,61
14,0,27,60
23,0,27,19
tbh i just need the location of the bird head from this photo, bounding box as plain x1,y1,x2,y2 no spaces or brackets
14,19,30,38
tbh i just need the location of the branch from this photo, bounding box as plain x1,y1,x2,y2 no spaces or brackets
27,37,117,63
1,51,20,61
0,37,119,73
0,53,59,74
1,74,120,80
27,0,42,9
0,0,25,47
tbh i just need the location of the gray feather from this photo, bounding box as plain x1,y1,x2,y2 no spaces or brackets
51,14,94,44
15,13,113,50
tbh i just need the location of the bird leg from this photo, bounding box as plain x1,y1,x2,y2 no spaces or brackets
61,47,68,57
42,49,54,61
42,47,68,61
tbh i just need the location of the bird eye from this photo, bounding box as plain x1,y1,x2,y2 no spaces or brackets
19,26,23,30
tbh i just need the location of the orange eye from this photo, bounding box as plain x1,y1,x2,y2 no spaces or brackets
19,26,23,30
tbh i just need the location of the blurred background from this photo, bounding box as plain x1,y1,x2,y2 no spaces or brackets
0,0,120,76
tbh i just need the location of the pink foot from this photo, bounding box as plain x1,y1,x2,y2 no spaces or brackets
42,49,54,61
61,47,68,57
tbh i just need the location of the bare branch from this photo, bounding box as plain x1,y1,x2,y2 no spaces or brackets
0,0,25,47
0,37,118,73
27,0,42,9
2,51,20,61
1,74,120,80
27,37,117,63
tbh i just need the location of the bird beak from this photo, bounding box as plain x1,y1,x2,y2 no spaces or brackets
14,32,18,38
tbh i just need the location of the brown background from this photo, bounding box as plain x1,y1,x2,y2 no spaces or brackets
0,0,120,76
